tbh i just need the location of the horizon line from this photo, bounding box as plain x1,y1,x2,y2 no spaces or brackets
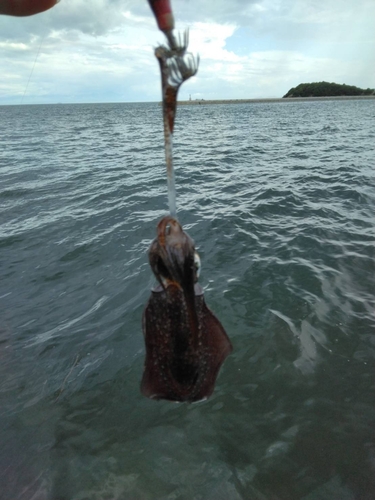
1,95,375,106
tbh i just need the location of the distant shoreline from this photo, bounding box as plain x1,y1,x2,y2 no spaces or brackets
2,95,375,107
178,96,375,105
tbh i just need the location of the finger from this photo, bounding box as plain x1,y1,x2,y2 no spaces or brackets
0,0,59,16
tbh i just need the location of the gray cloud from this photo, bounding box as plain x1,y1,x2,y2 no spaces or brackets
0,0,135,41
0,0,374,104
1,0,374,42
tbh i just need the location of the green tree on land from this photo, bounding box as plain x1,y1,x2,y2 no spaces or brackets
283,82,375,98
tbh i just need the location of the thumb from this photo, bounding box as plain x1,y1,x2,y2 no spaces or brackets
0,0,59,17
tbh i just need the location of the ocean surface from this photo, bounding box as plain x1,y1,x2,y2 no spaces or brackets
0,100,374,500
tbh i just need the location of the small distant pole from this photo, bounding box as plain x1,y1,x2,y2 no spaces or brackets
189,94,191,101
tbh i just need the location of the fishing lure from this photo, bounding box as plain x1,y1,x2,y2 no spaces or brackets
141,0,232,402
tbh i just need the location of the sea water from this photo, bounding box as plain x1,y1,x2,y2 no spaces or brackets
0,100,374,499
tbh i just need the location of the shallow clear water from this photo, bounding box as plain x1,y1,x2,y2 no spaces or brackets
0,100,374,499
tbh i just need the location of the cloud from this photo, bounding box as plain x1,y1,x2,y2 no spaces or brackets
0,0,374,104
0,0,133,40
187,47,368,100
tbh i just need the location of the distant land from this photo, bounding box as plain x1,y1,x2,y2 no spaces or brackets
283,82,375,98
178,95,375,106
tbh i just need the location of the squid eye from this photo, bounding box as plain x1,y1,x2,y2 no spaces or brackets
194,251,201,279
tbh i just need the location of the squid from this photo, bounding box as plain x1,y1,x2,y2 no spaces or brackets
142,0,232,402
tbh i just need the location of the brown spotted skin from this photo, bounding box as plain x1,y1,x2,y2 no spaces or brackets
141,217,232,402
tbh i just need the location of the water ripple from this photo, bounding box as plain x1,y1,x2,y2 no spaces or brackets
0,100,374,499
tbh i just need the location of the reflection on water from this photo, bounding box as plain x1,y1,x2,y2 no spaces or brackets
0,100,374,499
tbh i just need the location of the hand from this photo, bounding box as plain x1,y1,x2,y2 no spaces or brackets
0,0,59,16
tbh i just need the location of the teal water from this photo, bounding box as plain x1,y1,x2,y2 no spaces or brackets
0,100,374,499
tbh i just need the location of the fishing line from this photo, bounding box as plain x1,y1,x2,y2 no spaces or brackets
21,34,45,104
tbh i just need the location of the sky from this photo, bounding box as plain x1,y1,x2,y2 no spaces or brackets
0,0,374,104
